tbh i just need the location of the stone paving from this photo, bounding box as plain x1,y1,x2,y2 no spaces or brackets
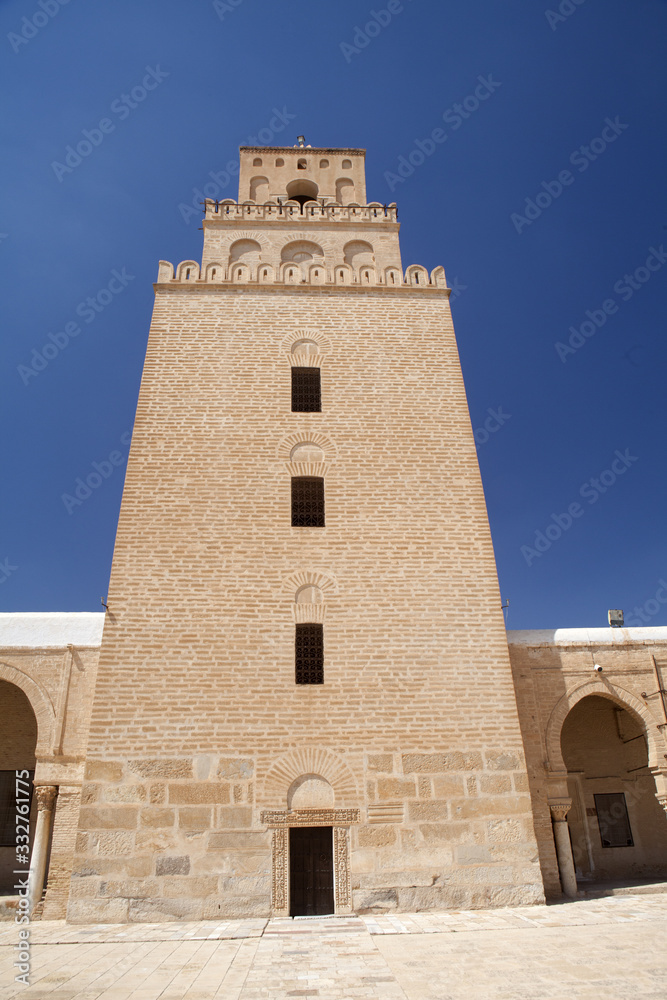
1,895,666,999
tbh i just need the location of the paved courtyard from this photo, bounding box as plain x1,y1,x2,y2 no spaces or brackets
1,894,666,999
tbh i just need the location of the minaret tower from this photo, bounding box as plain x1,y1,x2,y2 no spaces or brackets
69,142,544,922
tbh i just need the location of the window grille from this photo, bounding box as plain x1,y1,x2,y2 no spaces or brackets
0,770,34,847
594,792,634,848
291,368,321,412
291,477,325,527
295,623,324,684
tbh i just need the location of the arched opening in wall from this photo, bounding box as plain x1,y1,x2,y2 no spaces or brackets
249,176,269,202
335,178,355,205
285,180,319,207
561,695,667,887
343,240,374,267
229,239,261,268
281,241,324,265
0,681,37,895
291,339,319,357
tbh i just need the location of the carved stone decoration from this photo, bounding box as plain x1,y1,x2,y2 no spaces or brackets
657,794,667,816
271,827,287,913
548,799,572,823
333,827,352,911
261,808,360,827
35,785,57,812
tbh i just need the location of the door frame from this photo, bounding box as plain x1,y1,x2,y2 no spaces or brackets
261,808,359,917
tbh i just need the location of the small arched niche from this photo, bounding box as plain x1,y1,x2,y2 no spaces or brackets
276,157,284,167
344,240,374,267
341,158,352,169
291,339,319,356
288,773,334,809
281,240,324,264
291,442,324,464
319,158,329,168
253,157,263,166
249,176,269,202
295,584,323,604
286,179,319,207
336,178,355,205
229,239,261,265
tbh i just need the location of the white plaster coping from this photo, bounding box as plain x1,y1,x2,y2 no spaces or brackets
507,627,667,647
0,613,105,648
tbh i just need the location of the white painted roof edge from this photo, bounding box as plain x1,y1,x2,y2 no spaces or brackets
0,613,106,648
507,627,667,646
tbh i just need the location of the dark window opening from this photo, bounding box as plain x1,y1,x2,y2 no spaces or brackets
291,367,321,412
594,792,634,848
295,623,324,684
291,477,325,527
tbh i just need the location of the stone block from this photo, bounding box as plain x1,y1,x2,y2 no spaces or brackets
479,774,512,795
79,807,138,830
105,784,147,804
484,750,523,771
486,818,522,843
367,753,393,772
80,784,100,805
140,807,175,829
149,783,166,804
397,886,470,911
68,876,103,898
431,775,465,797
357,871,437,889
356,825,397,848
402,752,483,773
127,896,203,922
168,782,230,804
408,801,450,821
84,760,124,782
418,776,432,798
220,875,270,895
178,807,213,831
513,772,529,792
129,759,194,779
217,758,254,779
135,830,174,852
160,876,218,898
352,888,398,913
155,855,190,876
90,831,135,856
377,777,416,800
192,851,268,876
67,896,129,924
90,856,153,877
202,895,269,919
100,878,161,899
452,795,531,820
419,822,472,844
208,831,268,849
215,806,253,828
454,845,492,865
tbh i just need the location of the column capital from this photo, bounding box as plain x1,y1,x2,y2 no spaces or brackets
548,798,572,823
35,785,57,812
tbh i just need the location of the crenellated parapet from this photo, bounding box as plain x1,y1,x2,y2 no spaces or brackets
156,259,448,291
203,199,398,224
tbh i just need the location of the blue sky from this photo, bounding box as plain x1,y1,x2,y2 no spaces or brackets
1,0,666,628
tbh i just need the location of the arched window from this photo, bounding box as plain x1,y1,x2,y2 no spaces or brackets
341,159,352,169
291,477,325,527
319,159,329,168
229,239,261,266
253,157,263,166
290,443,324,464
249,176,269,202
275,158,284,167
297,158,307,170
285,180,319,207
343,240,374,267
336,178,354,205
281,240,324,264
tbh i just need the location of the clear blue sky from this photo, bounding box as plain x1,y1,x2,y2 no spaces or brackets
1,0,666,628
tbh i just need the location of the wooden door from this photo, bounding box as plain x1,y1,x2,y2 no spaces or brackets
289,826,334,916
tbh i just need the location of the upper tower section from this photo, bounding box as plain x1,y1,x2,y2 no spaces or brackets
238,144,367,205
157,141,448,291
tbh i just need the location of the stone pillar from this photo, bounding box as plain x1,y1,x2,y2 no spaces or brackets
28,785,57,911
549,799,577,898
